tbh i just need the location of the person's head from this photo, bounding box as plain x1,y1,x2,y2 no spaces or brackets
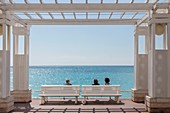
66,80,70,84
105,77,110,84
94,79,98,84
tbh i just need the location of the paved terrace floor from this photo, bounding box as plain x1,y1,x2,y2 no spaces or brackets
11,98,148,113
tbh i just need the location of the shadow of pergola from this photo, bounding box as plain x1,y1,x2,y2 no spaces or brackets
10,100,148,113
41,99,124,105
11,107,147,113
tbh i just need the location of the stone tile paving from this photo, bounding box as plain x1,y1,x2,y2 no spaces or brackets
10,98,148,113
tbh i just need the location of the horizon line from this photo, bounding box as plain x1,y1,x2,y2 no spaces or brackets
10,64,134,67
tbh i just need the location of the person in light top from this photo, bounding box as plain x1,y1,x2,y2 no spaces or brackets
105,77,110,85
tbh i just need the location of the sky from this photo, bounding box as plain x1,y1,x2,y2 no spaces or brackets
29,25,135,66
29,25,164,66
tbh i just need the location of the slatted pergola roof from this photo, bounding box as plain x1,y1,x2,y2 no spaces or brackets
0,0,169,25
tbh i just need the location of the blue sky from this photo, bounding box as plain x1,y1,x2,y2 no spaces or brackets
29,25,135,65
29,25,165,66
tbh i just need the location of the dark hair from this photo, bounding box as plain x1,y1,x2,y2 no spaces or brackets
105,77,110,83
94,79,98,84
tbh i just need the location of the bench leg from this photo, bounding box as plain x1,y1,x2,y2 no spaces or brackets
115,96,120,103
41,97,45,104
75,96,78,104
82,96,87,105
45,97,48,102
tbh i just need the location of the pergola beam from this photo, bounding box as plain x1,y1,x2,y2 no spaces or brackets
3,4,169,13
86,0,88,4
136,13,148,26
9,0,14,4
36,12,43,19
24,0,29,4
48,13,54,19
120,12,125,19
98,12,100,19
70,0,73,4
130,0,134,4
24,13,32,19
145,0,149,3
73,12,76,19
109,12,113,19
13,15,27,26
55,0,58,4
131,12,138,19
61,13,65,19
20,19,138,25
39,0,43,4
101,0,103,4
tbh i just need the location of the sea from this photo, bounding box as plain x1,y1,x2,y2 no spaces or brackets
10,66,134,98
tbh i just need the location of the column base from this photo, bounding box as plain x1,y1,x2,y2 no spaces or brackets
11,90,32,102
0,96,14,113
145,96,170,113
131,89,148,103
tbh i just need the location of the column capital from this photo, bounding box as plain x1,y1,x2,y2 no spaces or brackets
13,26,30,35
135,26,149,36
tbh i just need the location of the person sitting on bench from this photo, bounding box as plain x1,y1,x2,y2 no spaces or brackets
92,79,100,85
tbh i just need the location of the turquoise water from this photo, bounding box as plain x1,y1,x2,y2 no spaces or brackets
10,66,134,98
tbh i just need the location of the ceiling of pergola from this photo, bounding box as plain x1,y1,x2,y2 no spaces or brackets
0,0,169,25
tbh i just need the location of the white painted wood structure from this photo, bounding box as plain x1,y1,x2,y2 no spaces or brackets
39,85,80,104
0,0,170,112
10,25,31,102
0,11,14,112
132,26,149,102
82,85,121,103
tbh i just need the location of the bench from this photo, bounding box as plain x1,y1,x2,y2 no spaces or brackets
82,85,121,103
39,85,80,104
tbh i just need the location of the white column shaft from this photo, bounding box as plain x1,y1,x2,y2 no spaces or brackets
167,23,170,97
0,23,10,98
148,24,154,97
150,24,156,97
163,25,167,49
1,23,7,98
13,27,29,91
134,33,138,89
6,25,10,97
145,34,149,54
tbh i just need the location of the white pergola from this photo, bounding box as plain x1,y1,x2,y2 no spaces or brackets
0,0,170,112
1,0,168,25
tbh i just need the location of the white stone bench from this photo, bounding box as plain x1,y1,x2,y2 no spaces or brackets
82,85,122,103
39,85,80,104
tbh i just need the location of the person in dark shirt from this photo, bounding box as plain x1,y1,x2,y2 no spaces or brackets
92,79,100,85
105,77,110,85
65,80,72,85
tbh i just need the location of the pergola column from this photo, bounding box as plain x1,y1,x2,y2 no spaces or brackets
11,26,31,102
145,12,170,112
0,12,14,112
132,26,149,102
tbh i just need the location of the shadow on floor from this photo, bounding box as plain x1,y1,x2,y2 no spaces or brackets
41,99,124,105
83,99,124,105
11,102,33,112
11,107,147,113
